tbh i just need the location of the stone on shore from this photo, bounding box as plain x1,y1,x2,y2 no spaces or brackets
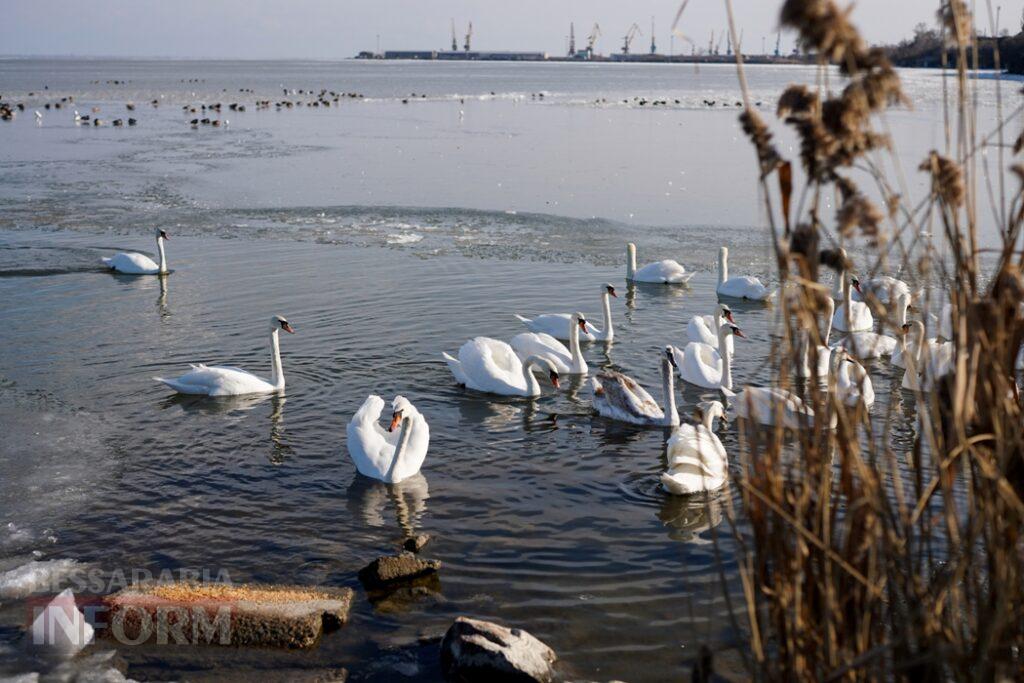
358,552,440,591
440,616,557,683
104,582,353,649
403,533,432,553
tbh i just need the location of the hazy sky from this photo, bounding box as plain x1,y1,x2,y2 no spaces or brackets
3,1,1022,60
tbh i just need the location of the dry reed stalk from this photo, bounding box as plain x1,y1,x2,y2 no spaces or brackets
714,0,1024,680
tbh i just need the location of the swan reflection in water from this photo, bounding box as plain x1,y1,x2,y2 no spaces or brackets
658,487,728,544
156,273,169,319
158,393,292,463
346,473,430,538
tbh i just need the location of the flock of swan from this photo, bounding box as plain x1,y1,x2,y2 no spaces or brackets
101,230,958,499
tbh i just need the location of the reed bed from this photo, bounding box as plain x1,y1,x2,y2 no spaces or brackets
712,0,1024,679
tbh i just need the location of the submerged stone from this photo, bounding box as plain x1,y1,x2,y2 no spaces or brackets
440,616,557,683
104,582,353,649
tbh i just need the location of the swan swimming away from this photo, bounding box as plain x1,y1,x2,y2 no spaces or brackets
443,337,559,397
592,347,680,426
511,312,589,375
662,401,728,495
347,395,429,484
836,352,875,408
515,284,616,341
716,247,774,300
155,316,295,396
102,228,170,275
626,243,693,284
687,303,735,354
673,322,744,390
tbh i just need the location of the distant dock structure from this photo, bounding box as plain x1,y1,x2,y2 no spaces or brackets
356,19,805,65
360,50,548,61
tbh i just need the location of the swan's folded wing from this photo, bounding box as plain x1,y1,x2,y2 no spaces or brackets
347,395,395,477
461,337,521,386
510,333,571,365
597,371,661,418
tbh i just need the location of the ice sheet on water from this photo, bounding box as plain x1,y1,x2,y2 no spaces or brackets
0,559,81,599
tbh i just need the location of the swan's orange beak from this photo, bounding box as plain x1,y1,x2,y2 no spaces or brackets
389,410,403,432
281,322,295,334
733,327,746,338
578,319,589,334
607,287,618,298
549,371,560,389
852,279,863,294
724,310,735,324
159,231,170,240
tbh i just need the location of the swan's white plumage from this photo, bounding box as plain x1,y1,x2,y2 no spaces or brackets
687,315,718,347
155,363,277,396
662,402,728,495
852,276,911,306
444,337,555,396
717,275,773,300
833,332,897,359
347,395,429,484
511,332,576,373
514,314,598,342
101,251,161,275
837,357,875,408
832,301,874,333
725,386,830,430
676,342,725,389
633,259,693,284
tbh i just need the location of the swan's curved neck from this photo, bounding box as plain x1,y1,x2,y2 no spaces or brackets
897,293,910,326
386,416,413,481
568,319,584,371
522,356,543,396
661,357,679,426
702,408,718,431
823,297,835,345
718,325,733,390
718,247,728,286
627,244,637,280
156,236,167,274
601,292,613,340
270,329,285,390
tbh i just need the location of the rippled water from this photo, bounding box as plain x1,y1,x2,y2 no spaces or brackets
0,59,1005,681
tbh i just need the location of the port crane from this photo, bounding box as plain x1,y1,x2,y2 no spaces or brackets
649,17,656,55
586,23,601,58
464,21,473,52
774,32,781,57
708,30,715,55
622,23,642,55
569,22,575,56
450,19,458,52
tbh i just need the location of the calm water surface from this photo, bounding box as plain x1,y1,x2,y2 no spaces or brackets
0,59,995,680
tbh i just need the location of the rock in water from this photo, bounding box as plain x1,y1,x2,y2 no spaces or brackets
30,588,95,655
358,552,440,591
402,533,432,553
440,617,556,682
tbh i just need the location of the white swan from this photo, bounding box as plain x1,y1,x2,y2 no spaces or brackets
833,273,874,333
591,348,680,426
797,296,835,378
901,321,954,392
443,337,559,397
662,401,728,495
155,315,294,396
674,322,744,390
836,352,875,408
892,319,941,370
626,243,693,284
347,395,429,484
102,228,170,275
515,284,615,342
716,247,774,300
687,303,735,355
851,275,912,307
834,290,908,359
511,312,588,375
722,385,831,430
